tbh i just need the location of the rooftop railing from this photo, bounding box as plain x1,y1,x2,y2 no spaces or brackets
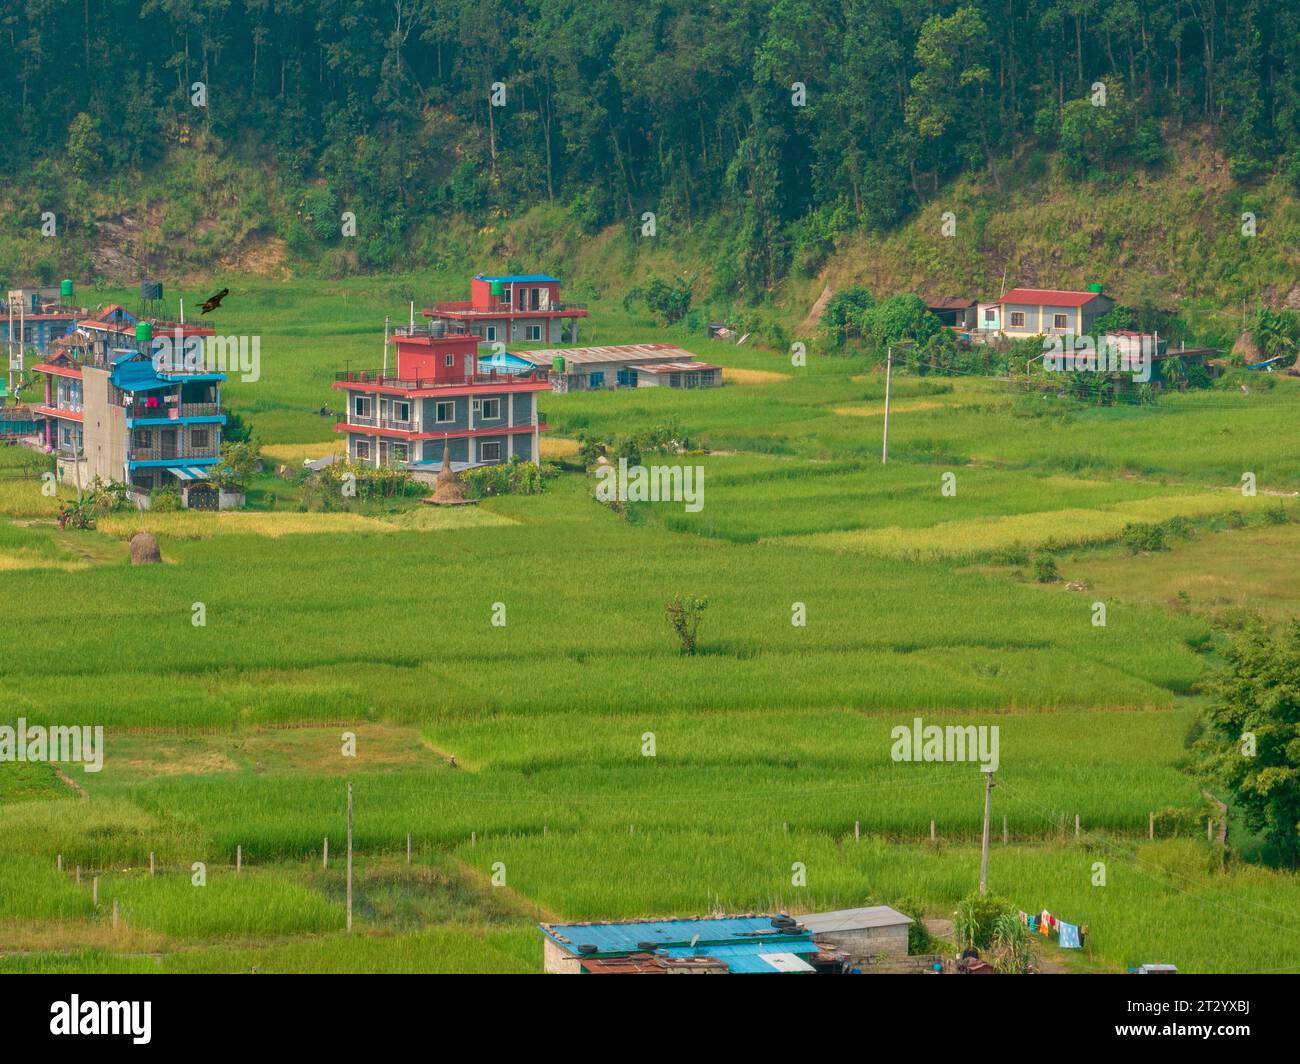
335,369,547,390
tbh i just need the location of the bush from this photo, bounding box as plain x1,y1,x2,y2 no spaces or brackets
1033,553,1059,583
664,595,708,656
953,890,1013,951
1122,521,1167,554
150,487,183,513
461,459,556,499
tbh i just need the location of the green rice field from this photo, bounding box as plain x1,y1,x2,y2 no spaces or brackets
1,277,1298,973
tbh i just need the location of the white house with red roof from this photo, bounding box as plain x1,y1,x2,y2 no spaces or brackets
995,287,1115,337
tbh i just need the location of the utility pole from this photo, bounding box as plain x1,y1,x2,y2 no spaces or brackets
881,345,893,465
348,780,353,926
979,771,995,896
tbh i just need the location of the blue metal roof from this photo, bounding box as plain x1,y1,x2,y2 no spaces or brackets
542,916,808,955
111,355,225,392
477,274,558,284
476,351,535,373
661,941,819,974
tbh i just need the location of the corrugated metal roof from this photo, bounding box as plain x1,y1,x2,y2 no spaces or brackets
476,274,559,284
795,906,914,933
542,915,805,954
519,343,697,367
660,942,819,974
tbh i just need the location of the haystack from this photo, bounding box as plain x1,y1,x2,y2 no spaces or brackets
130,530,162,565
1231,331,1263,363
423,440,476,506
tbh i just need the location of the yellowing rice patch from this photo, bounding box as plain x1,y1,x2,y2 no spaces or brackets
832,399,947,418
97,511,398,540
261,441,346,464
778,492,1256,560
722,367,790,385
539,436,582,458
0,553,88,572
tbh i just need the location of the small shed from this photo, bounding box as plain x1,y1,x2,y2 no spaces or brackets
927,298,978,330
794,905,914,960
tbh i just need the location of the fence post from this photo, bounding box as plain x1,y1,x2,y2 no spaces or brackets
323,837,329,869
1002,815,1008,844
149,852,155,877
930,820,936,841
92,876,99,908
1149,812,1155,840
854,820,860,843
236,845,242,874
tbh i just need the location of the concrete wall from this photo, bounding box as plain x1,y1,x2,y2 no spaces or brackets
543,937,582,975
81,366,127,484
812,923,910,961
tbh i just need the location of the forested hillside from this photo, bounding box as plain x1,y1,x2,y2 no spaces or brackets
4,0,1300,303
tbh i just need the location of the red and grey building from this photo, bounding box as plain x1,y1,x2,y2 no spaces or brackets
421,274,587,345
334,330,548,472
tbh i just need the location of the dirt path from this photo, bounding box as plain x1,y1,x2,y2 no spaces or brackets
798,284,833,332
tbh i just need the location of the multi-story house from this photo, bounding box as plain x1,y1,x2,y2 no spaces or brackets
33,308,228,507
3,281,85,356
421,274,588,345
333,328,548,473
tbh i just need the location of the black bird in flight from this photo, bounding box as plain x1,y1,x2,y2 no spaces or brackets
199,288,229,315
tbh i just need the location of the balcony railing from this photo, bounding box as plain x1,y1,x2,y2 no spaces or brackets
126,402,223,420
349,414,418,431
129,443,221,462
427,300,588,315
335,369,546,390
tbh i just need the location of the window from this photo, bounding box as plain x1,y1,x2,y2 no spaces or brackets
394,400,411,422
445,355,455,367
499,288,511,306
392,442,409,462
435,400,455,423
525,324,542,341
353,395,372,418
354,439,371,460
133,429,154,448
588,371,605,389
1009,311,1026,328
478,398,501,419
984,308,996,323
480,441,502,462
190,429,210,449
485,326,497,342
1053,313,1069,330
616,369,638,388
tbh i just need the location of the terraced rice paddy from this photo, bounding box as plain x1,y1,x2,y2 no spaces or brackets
1,279,1298,973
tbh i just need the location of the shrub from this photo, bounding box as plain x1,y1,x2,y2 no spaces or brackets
664,595,708,656
953,890,1013,951
150,487,183,513
1122,521,1167,554
1033,553,1059,583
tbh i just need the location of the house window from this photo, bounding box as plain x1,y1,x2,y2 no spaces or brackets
435,400,455,423
485,326,497,342
589,371,605,389
1010,311,1026,328
499,288,511,306
616,369,638,388
525,324,542,341
984,308,996,323
480,441,502,462
1053,313,1069,330
392,442,409,462
477,398,501,420
190,429,210,449
394,400,411,422
353,395,372,418
445,354,455,367
354,439,371,460
133,428,154,448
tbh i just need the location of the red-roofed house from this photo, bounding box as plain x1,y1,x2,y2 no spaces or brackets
996,287,1115,337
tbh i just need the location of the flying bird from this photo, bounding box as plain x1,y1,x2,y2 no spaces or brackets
199,288,229,315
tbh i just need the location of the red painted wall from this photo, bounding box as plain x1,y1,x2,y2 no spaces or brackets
396,334,478,381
